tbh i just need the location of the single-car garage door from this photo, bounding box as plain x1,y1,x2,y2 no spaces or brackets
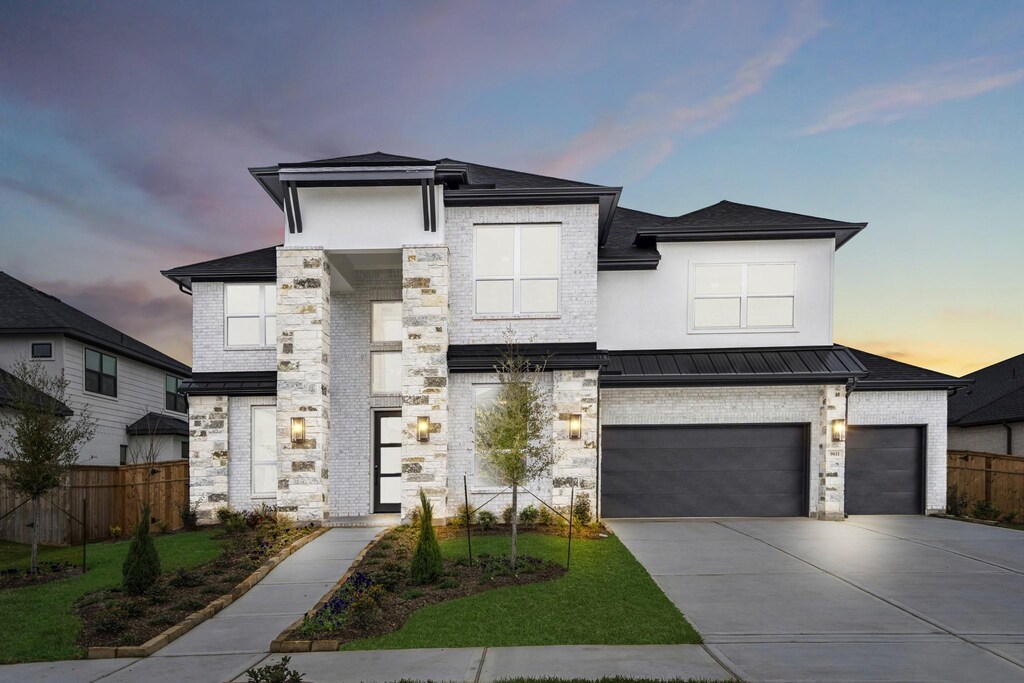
846,425,924,515
601,424,809,518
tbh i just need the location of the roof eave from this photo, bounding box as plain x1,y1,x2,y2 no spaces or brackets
0,327,190,376
599,372,867,388
248,165,285,209
855,379,972,391
634,223,867,248
597,254,662,271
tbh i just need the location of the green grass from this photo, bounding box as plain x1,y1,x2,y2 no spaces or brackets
342,533,700,650
0,531,222,663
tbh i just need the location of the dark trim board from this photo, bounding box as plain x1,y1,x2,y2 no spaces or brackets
181,371,277,396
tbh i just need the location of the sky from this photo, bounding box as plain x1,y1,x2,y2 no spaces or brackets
1,0,1022,376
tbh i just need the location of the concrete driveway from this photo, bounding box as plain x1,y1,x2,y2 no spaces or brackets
609,516,1024,683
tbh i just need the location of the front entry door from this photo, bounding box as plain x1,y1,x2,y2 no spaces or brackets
374,411,402,513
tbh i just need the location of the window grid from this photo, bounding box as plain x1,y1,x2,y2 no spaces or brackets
474,224,560,315
166,375,187,413
85,348,117,397
251,405,277,496
692,262,795,331
224,284,276,347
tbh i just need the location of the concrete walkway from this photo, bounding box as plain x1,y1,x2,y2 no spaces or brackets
609,516,1024,683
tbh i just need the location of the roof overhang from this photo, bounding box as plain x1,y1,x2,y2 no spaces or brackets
160,268,277,291
181,371,277,396
634,222,867,249
448,343,609,373
597,254,662,271
126,412,189,437
854,379,972,392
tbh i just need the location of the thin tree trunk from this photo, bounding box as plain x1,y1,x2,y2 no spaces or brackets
510,482,518,568
30,496,39,574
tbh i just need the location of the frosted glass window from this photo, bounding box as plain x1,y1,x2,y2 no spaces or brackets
227,317,260,346
379,447,402,474
473,385,503,486
520,225,560,276
475,280,514,314
748,264,794,296
748,297,794,327
226,285,260,315
371,352,402,394
264,317,276,346
694,265,742,295
252,406,277,496
694,298,741,328
475,227,515,277
379,477,402,505
379,416,402,444
371,302,403,342
520,279,558,313
226,284,276,346
262,285,276,314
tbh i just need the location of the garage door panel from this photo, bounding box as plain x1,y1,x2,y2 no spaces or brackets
846,426,923,515
601,424,808,518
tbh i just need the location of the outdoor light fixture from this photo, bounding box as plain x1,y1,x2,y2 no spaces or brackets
568,414,582,440
831,418,846,443
290,417,305,444
417,416,431,442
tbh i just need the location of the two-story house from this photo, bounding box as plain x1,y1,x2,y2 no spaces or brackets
0,272,191,465
163,152,966,525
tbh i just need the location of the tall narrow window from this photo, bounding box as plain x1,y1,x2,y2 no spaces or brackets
473,385,503,486
692,263,795,330
225,284,276,347
180,441,189,460
371,301,402,394
166,375,187,413
474,224,560,315
85,348,117,397
251,406,277,496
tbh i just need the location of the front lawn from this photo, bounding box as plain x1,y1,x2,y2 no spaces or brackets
341,532,700,650
0,531,221,663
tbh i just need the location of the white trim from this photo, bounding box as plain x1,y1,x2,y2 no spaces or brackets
472,223,561,317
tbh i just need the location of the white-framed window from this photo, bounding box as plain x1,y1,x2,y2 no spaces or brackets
691,262,795,330
473,385,503,487
251,405,277,497
225,284,276,347
370,301,402,394
474,223,560,315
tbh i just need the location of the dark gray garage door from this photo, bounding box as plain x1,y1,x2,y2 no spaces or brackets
846,425,924,515
601,424,809,518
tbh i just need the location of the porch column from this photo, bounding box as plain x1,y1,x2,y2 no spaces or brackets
401,245,450,521
188,394,229,524
551,369,599,514
276,247,331,525
818,384,847,520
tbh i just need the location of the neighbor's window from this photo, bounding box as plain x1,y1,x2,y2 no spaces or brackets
692,263,795,330
180,441,189,460
85,348,117,397
165,375,187,413
474,224,560,315
31,342,52,359
119,445,128,466
225,284,276,347
251,405,277,496
473,385,503,487
371,301,402,394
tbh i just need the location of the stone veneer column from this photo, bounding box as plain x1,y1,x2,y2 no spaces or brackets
276,247,330,525
401,245,450,521
551,369,599,512
818,384,847,520
188,394,229,524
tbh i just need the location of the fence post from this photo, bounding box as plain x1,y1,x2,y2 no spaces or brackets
81,494,87,574
463,475,473,566
566,486,574,571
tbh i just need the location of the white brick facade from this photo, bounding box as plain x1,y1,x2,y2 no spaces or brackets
949,422,1024,456
188,394,229,523
191,281,276,373
848,390,948,513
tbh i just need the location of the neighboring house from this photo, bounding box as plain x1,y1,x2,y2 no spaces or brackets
162,151,967,524
949,353,1024,455
0,272,191,465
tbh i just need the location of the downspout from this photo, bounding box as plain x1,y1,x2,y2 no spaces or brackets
1005,422,1013,456
178,283,192,296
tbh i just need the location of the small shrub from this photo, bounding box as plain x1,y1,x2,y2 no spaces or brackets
157,520,170,534
501,504,515,525
437,577,458,590
108,525,122,539
572,492,593,526
245,503,279,529
410,490,443,585
972,499,1001,521
477,510,497,531
216,506,235,524
536,505,555,526
449,503,476,528
147,586,171,605
202,585,223,595
120,600,145,618
122,504,161,596
518,504,539,527
178,499,200,531
409,505,422,528
399,588,424,600
1003,512,1018,525
245,655,305,683
348,584,385,628
169,567,204,588
373,561,406,592
94,607,128,635
947,484,970,517
148,614,177,628
175,597,205,612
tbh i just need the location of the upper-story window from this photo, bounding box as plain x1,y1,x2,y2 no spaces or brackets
31,342,52,359
691,263,795,330
165,375,187,413
85,348,117,397
225,284,276,347
371,301,402,394
474,224,560,315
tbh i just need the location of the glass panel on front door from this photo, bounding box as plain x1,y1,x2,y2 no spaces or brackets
374,413,402,512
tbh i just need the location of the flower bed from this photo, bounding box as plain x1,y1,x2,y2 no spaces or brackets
277,524,566,649
0,561,80,589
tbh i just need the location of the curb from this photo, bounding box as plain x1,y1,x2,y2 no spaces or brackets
269,527,391,653
86,525,330,660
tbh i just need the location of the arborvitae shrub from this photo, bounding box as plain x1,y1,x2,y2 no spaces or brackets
409,490,443,585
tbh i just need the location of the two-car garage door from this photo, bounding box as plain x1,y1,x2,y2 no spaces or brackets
601,423,925,518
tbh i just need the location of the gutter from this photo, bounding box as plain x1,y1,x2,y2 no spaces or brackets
1006,423,1014,456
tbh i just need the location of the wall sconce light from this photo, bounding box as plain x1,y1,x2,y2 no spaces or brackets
831,418,846,443
290,417,305,444
568,414,582,440
417,416,431,442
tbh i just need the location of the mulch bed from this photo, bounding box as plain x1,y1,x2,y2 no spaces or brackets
75,523,314,650
287,523,584,644
0,562,80,589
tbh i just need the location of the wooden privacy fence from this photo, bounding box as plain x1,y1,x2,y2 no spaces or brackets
947,450,1024,518
0,460,189,546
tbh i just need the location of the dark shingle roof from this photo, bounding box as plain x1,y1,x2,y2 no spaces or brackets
286,151,434,166
0,273,189,376
847,348,968,390
598,207,669,268
126,412,188,437
948,353,1024,425
161,246,278,288
0,368,74,417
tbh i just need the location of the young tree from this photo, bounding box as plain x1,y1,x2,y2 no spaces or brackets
0,361,96,573
475,341,556,566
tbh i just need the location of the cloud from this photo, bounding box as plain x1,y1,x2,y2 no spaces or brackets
802,58,1024,135
539,0,826,177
